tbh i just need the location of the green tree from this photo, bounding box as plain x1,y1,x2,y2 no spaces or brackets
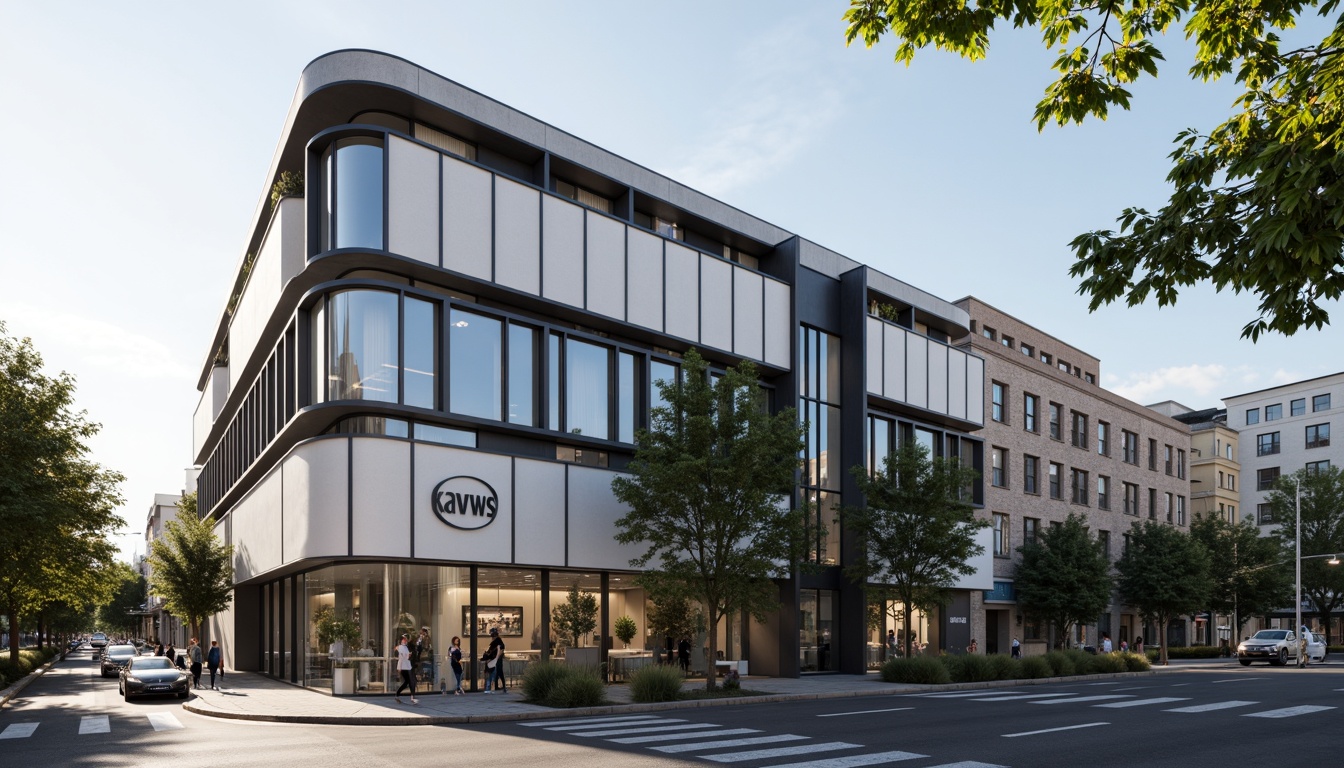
612,349,806,690
1116,521,1213,664
1267,466,1344,644
1190,514,1292,644
146,493,234,641
646,594,704,649
843,440,987,659
0,322,124,662
97,561,147,639
550,584,598,651
1013,513,1113,649
844,2,1344,339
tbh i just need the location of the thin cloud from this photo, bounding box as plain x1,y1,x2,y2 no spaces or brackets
1105,364,1305,407
3,304,196,381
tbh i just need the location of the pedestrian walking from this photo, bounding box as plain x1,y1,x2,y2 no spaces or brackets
1010,638,1021,659
449,636,464,695
1133,636,1144,655
165,644,177,666
1102,633,1113,654
154,643,165,657
886,629,898,659
394,634,418,704
188,638,204,689
966,639,978,654
482,627,505,693
207,640,223,690
677,637,691,674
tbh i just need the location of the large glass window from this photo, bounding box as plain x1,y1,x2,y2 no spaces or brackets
508,324,536,426
330,137,384,250
618,352,637,443
450,309,502,420
1313,393,1331,412
1306,423,1330,449
799,589,838,672
404,298,437,409
548,333,561,431
328,291,398,402
650,360,678,419
566,338,610,439
1291,398,1306,416
1265,403,1283,421
1257,432,1281,456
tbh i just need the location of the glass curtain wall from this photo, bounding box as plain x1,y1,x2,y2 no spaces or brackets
474,568,543,689
326,137,385,250
799,589,838,672
799,326,841,565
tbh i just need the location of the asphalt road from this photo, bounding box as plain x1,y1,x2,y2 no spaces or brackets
4,650,1342,767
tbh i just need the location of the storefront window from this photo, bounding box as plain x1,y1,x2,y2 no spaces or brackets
475,568,544,689
549,572,602,666
449,308,501,420
799,589,837,672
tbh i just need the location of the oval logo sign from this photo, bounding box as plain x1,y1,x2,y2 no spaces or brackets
431,476,499,530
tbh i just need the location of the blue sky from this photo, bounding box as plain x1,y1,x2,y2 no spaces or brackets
3,1,1341,562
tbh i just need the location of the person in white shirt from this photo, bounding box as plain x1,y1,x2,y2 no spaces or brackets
1102,634,1113,653
395,634,418,704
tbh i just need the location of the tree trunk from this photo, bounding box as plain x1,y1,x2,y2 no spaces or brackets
37,612,45,650
7,605,19,664
1157,613,1169,666
704,608,719,692
902,600,914,659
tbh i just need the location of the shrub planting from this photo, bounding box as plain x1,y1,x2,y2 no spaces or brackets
0,648,57,688
1019,656,1054,679
985,653,1021,681
1119,651,1151,671
629,664,685,703
520,661,571,705
1042,651,1076,677
944,653,1000,683
1090,653,1128,674
544,671,606,708
880,656,951,685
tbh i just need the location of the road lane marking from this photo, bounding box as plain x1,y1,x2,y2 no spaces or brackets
146,713,183,731
0,723,38,739
818,707,914,717
543,718,683,731
1112,686,1153,691
577,723,721,737
1211,678,1266,684
766,752,930,767
1244,705,1337,718
1094,697,1190,708
1032,695,1132,705
1164,701,1257,713
651,734,808,753
1003,722,1109,738
703,742,862,763
915,691,1023,698
520,715,664,727
79,716,111,734
1169,683,1191,687
969,693,1073,702
924,763,1010,768
609,728,760,744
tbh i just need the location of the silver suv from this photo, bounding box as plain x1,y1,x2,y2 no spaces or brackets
1237,629,1301,666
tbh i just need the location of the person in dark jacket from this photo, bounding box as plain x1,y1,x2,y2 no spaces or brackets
677,637,691,674
207,640,223,690
482,627,506,693
187,638,204,688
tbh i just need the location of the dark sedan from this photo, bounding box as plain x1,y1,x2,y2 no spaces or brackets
99,644,139,677
119,656,191,700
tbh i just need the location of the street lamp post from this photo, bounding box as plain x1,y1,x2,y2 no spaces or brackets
1295,477,1303,667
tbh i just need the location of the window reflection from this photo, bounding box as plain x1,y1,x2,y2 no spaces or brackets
565,338,609,438
404,298,437,409
618,352,636,443
332,138,384,250
328,291,398,403
508,325,536,426
450,309,501,420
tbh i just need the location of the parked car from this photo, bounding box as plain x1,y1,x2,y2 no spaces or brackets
100,644,139,677
1305,631,1328,664
89,632,109,650
1237,629,1303,666
118,656,191,701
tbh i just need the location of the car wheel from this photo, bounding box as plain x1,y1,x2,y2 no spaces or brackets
124,688,132,702
1239,659,1251,666
1277,649,1289,666
177,691,188,700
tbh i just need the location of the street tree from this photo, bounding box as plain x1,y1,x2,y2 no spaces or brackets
98,561,147,639
1190,514,1292,645
1267,466,1344,643
612,349,806,690
843,440,986,659
1013,513,1113,649
646,594,704,651
844,2,1344,339
146,493,234,641
1116,521,1213,664
0,322,124,662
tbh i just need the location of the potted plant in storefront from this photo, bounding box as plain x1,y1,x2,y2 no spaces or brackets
315,607,362,695
552,585,599,666
614,616,638,649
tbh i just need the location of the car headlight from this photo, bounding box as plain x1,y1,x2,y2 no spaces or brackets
125,676,141,684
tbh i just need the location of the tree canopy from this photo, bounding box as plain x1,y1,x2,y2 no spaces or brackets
145,492,234,642
844,1,1344,339
611,348,806,689
0,321,124,661
1189,513,1292,642
1116,521,1212,664
1267,466,1344,643
843,439,986,658
97,561,147,638
1013,513,1113,648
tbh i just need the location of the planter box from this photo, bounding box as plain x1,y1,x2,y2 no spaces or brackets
332,667,356,695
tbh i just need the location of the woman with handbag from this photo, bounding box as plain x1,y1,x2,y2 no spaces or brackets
448,636,464,695
482,627,505,693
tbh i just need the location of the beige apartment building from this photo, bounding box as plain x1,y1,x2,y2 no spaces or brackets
955,298,1194,653
1149,405,1243,525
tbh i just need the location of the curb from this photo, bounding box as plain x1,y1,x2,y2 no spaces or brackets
181,669,1155,726
0,651,64,709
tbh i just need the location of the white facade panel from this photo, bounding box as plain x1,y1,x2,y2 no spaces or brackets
699,255,733,352
927,342,949,415
193,367,230,459
763,278,791,369
566,466,641,571
231,466,283,582
966,354,985,425
442,156,492,279
585,212,626,321
512,459,567,567
663,243,700,342
951,526,995,590
626,229,664,331
228,201,285,393
732,269,764,361
412,445,514,565
882,325,906,403
865,317,883,395
282,438,349,562
948,349,968,420
494,178,541,295
387,136,439,266
905,334,929,409
351,439,411,558
541,195,585,307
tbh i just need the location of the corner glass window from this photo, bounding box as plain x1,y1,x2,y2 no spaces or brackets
327,291,398,403
450,309,502,420
329,137,384,250
404,298,437,409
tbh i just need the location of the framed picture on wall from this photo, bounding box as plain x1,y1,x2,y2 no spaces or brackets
463,606,524,637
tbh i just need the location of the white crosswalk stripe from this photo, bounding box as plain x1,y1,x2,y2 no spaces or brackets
0,722,38,739
923,763,1009,768
764,751,930,768
79,715,111,734
520,714,662,727
1244,705,1336,719
651,734,808,753
609,728,760,744
1165,701,1257,713
702,742,862,763
542,718,683,731
576,722,719,737
1093,697,1190,708
146,712,184,731
969,693,1073,702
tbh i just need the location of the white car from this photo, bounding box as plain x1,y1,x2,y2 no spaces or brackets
1305,631,1328,664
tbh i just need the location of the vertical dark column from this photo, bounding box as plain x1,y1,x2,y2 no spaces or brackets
540,570,552,663
769,237,802,678
469,565,479,692
837,268,869,675
277,578,285,681
600,572,610,682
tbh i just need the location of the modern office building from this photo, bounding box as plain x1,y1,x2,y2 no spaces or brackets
192,50,993,691
1223,372,1342,531
953,298,1194,651
143,493,185,646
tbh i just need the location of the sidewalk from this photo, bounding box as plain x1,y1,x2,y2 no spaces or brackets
182,666,1158,726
